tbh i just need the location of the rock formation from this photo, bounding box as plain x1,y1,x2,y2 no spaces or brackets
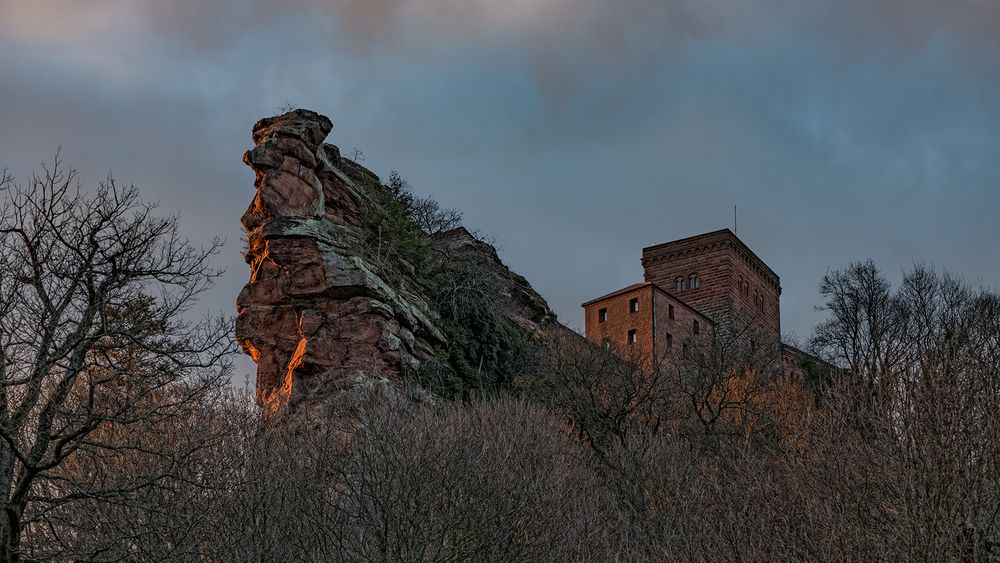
236,109,555,408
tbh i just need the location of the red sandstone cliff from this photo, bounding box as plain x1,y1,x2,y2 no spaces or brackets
236,110,555,408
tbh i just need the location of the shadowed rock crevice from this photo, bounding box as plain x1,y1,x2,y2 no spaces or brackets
236,109,556,408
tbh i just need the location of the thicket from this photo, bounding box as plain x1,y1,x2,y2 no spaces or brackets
363,171,435,276
23,258,1000,560
425,251,535,398
361,169,534,398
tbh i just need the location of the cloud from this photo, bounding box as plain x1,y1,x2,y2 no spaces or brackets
4,0,998,107
2,0,999,348
313,0,1000,59
8,0,999,57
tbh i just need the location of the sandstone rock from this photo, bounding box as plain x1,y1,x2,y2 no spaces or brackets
238,109,449,407
251,110,332,149
237,109,557,409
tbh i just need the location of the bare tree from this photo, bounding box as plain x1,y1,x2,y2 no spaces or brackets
0,156,233,561
801,263,1000,560
810,260,909,390
408,194,462,236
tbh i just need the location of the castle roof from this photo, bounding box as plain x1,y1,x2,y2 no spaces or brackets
581,281,715,324
580,282,651,307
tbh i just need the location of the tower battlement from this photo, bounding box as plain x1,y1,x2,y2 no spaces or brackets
641,228,781,338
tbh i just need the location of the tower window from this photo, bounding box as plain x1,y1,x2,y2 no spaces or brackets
693,320,700,335
689,275,700,289
628,330,637,345
668,304,675,320
682,343,689,359
629,297,639,313
598,308,607,323
675,277,684,292
666,333,673,350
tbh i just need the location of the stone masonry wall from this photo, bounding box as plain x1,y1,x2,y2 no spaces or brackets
642,229,781,340
642,230,734,328
584,285,654,363
652,286,713,364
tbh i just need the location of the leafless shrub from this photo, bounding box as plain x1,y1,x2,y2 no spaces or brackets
408,194,463,236
137,389,608,562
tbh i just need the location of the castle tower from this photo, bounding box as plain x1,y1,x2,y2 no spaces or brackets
641,229,781,339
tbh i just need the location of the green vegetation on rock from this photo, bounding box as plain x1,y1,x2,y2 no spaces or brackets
359,168,543,398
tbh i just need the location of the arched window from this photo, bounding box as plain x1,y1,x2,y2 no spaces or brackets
689,275,700,289
675,277,684,292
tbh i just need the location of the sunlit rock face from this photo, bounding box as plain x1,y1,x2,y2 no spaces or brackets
236,110,445,408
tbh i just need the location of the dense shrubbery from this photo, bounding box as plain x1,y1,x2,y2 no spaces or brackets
363,171,436,277
363,170,535,397
26,262,1000,560
9,244,1000,561
431,283,533,396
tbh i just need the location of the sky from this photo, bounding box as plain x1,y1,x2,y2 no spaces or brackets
2,0,999,381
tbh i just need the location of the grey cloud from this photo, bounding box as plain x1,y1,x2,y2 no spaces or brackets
9,1,999,62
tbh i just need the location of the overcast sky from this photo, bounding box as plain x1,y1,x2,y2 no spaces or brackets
2,0,999,380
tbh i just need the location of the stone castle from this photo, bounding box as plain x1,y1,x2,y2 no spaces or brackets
583,228,812,371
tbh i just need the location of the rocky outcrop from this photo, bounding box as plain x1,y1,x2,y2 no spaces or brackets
236,109,555,408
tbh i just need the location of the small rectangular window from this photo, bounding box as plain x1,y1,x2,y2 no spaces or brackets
682,343,689,359
628,329,637,345
598,308,607,323
693,320,700,335
666,333,673,350
629,297,639,313
668,304,675,319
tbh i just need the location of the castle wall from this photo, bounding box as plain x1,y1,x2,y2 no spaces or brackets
729,245,781,337
652,287,713,365
583,285,654,364
582,282,714,370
